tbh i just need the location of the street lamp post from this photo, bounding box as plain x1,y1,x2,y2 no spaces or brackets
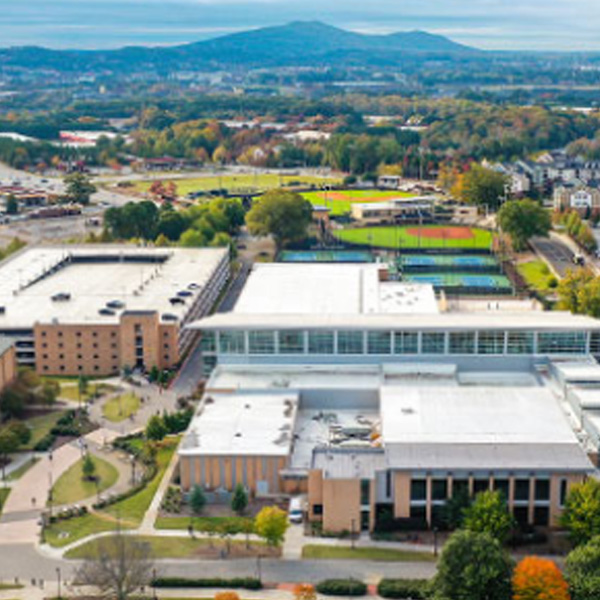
433,526,439,558
130,454,136,485
152,568,157,600
351,518,356,550
56,567,61,599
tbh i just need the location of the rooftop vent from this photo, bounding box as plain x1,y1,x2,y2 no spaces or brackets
162,313,178,322
401,407,415,415
98,308,116,316
177,290,193,298
107,300,125,310
51,292,71,302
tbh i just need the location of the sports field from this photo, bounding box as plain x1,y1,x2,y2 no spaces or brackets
334,226,494,250
302,189,414,216
133,173,342,196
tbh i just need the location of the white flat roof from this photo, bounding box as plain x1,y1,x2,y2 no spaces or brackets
381,386,579,445
0,245,227,327
179,392,299,457
231,263,438,316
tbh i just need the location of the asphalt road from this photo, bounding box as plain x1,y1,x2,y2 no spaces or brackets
0,544,437,582
530,236,576,278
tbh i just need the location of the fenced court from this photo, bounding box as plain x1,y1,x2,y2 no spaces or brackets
334,225,494,250
400,254,500,273
279,250,373,263
404,272,513,295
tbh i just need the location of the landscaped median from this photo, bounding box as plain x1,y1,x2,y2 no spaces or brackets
301,544,436,562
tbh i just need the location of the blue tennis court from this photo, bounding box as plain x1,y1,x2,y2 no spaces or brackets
279,250,374,263
404,272,513,294
400,254,499,272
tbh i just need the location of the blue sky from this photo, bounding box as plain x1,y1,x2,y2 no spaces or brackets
0,0,598,51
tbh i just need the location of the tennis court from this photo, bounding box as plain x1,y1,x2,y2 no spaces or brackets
400,254,500,272
279,250,374,263
404,272,513,295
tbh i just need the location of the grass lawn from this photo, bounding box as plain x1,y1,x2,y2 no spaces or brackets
302,189,414,217
101,439,178,525
0,488,10,515
133,173,342,196
155,515,254,533
66,534,266,559
301,544,436,562
6,457,38,481
51,455,119,506
44,511,130,548
102,392,141,423
334,226,494,250
22,411,68,450
58,382,117,403
0,583,24,590
517,260,557,292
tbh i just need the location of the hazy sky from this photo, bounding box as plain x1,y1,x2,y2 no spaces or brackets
0,0,598,51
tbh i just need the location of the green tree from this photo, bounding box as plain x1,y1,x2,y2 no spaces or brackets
497,199,551,251
157,209,187,241
190,484,206,515
0,427,19,481
442,487,472,530
246,190,313,251
63,172,97,205
432,530,513,600
557,268,600,317
5,194,18,215
458,164,508,210
462,490,516,543
254,505,289,547
145,415,167,442
231,483,249,515
561,479,600,546
179,229,207,248
82,453,96,481
565,535,600,600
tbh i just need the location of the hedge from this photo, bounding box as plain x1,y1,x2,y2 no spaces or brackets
377,579,430,599
316,579,367,596
152,577,262,590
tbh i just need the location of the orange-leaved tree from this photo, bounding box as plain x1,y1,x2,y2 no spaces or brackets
293,584,316,600
512,556,570,600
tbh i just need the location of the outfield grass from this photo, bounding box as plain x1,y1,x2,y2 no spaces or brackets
6,457,38,481
44,511,130,548
302,189,414,216
22,411,68,450
517,260,557,293
334,226,494,250
155,515,254,533
51,455,119,506
133,173,341,196
101,440,178,525
0,488,10,515
301,544,436,562
102,392,140,423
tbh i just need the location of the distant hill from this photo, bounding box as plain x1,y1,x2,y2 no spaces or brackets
0,21,478,73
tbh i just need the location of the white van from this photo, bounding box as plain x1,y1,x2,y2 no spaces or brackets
288,496,305,524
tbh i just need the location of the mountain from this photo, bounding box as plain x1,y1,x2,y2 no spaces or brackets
0,21,478,74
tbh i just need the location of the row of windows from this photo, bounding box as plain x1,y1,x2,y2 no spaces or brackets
202,330,592,356
41,364,118,373
40,330,118,339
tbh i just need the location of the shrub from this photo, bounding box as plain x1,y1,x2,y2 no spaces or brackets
377,579,430,599
152,577,262,590
316,579,367,596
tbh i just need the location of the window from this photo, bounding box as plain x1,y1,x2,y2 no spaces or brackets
218,331,245,354
77,354,82,360
449,332,475,354
58,332,63,338
279,330,304,354
538,332,587,354
473,478,490,494
367,331,391,354
42,354,48,360
394,332,418,354
94,365,99,371
76,332,82,338
58,343,64,349
77,343,82,349
41,331,47,337
93,343,98,349
59,365,65,371
591,332,600,354
163,343,169,349
248,331,275,354
164,354,169,360
111,332,117,338
312,504,323,516
513,506,529,527
453,479,469,496
385,471,392,498
534,479,550,502
111,343,117,349
559,479,568,507
92,332,98,338
42,343,47,349
93,354,99,359
432,479,448,502
361,480,370,505
514,478,530,502
421,332,445,354
409,505,427,523
59,354,64,360
337,331,363,355
477,331,505,355
200,332,216,352
494,479,510,500
410,479,427,502
533,506,549,527
308,331,334,354
43,366,48,371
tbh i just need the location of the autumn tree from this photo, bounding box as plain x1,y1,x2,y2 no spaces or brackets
294,583,317,600
246,190,312,252
63,172,96,205
254,506,289,547
560,479,600,546
557,268,600,318
512,556,570,600
458,164,509,210
565,535,600,600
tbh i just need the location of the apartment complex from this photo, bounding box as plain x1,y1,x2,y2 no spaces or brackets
181,263,599,533
0,245,229,375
